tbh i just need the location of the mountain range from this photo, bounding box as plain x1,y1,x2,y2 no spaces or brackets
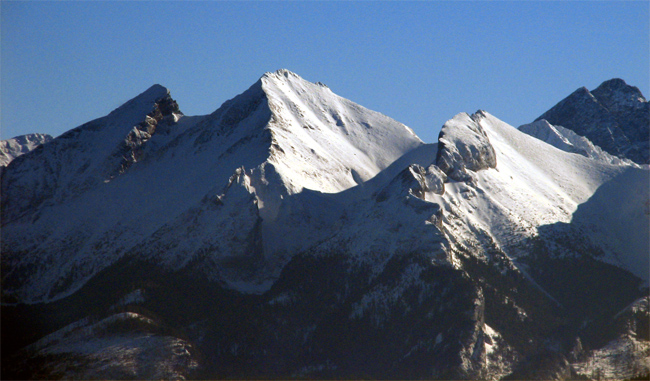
2,70,648,380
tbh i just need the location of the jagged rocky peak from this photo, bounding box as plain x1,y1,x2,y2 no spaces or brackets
105,84,172,120
107,85,184,176
132,85,182,135
535,78,649,164
435,111,497,182
536,85,618,141
1,84,183,224
2,71,650,379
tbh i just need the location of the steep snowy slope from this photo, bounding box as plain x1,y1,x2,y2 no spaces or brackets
434,112,626,242
0,133,53,167
519,119,639,167
255,109,647,379
299,109,646,286
261,69,423,196
427,112,648,284
1,84,180,225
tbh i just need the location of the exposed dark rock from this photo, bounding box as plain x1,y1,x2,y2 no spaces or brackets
111,93,183,176
536,78,649,164
0,85,177,226
2,73,647,380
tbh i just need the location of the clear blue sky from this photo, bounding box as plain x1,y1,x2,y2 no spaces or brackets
2,1,649,144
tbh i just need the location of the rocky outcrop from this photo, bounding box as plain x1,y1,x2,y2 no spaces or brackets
0,85,178,226
5,312,200,380
425,164,447,195
571,297,650,380
376,164,446,202
110,92,182,176
535,78,649,164
436,111,497,181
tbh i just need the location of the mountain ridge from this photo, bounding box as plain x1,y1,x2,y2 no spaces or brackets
1,69,427,303
2,70,648,380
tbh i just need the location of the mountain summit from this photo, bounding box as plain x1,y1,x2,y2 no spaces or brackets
1,69,426,302
2,70,648,380
535,78,649,164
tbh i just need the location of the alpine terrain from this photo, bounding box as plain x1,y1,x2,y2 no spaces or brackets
0,133,54,167
2,70,648,380
533,78,649,164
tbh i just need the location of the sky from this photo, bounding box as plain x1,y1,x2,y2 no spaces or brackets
2,1,649,144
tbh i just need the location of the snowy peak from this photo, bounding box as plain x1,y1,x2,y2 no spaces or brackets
255,69,424,195
3,72,650,379
261,68,308,83
0,133,53,167
108,84,172,117
0,70,427,302
1,85,183,225
535,78,649,163
188,68,424,196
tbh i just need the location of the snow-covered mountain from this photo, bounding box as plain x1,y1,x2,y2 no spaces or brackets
0,133,53,167
2,70,423,302
535,78,649,164
518,119,639,167
2,70,648,380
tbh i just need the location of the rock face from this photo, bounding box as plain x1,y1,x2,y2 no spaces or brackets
376,163,446,202
435,111,497,181
535,78,649,164
0,133,53,167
